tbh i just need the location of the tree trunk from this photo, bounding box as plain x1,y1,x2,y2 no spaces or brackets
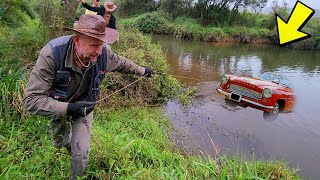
60,0,79,27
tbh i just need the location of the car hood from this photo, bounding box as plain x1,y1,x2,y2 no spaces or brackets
230,76,280,89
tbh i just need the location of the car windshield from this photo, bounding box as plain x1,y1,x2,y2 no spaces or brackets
260,72,292,88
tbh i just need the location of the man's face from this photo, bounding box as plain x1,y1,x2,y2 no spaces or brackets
105,11,112,18
75,35,104,63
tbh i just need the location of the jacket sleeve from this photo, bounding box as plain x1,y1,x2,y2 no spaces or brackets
82,2,101,13
108,15,117,30
23,44,69,120
105,45,146,75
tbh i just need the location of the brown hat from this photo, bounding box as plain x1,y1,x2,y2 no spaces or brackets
64,14,118,44
104,1,117,12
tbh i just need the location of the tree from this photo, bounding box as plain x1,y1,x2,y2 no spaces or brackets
59,0,79,26
191,0,268,26
247,0,268,13
116,0,158,17
160,0,183,17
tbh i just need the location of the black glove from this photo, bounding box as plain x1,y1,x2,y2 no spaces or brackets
67,101,95,118
143,67,153,78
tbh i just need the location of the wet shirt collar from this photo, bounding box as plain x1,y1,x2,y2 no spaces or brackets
64,37,74,69
64,37,94,73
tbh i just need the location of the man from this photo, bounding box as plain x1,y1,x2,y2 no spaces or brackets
81,0,117,29
23,14,153,179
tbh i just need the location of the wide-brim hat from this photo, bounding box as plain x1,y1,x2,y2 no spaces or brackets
104,1,117,12
64,14,118,44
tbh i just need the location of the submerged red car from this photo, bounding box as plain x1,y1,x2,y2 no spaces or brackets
217,72,295,119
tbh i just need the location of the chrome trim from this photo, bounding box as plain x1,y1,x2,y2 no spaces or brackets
217,88,274,109
228,83,262,100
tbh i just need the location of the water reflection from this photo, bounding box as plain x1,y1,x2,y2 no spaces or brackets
178,53,192,71
152,34,320,179
219,55,263,77
152,35,320,81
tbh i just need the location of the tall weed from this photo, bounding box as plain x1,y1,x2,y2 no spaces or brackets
100,28,183,107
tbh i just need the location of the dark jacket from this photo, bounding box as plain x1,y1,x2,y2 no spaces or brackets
82,3,117,30
23,35,145,120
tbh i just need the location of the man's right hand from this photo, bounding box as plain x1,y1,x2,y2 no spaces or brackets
143,67,154,78
67,101,95,118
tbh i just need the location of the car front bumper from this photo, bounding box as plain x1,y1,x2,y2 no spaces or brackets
217,88,274,109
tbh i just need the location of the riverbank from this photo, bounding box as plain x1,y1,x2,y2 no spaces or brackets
0,20,300,179
119,12,275,44
119,12,320,49
0,106,300,179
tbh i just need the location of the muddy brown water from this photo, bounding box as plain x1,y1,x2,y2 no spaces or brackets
152,34,320,179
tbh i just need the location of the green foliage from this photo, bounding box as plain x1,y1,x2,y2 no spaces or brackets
0,19,49,70
288,17,320,50
268,4,320,50
230,12,270,28
120,12,174,34
178,87,196,105
99,27,183,106
36,0,79,38
173,17,205,40
268,10,289,30
0,19,47,122
117,0,269,27
116,0,158,17
0,0,36,27
120,13,273,43
0,68,27,121
159,0,186,17
0,114,70,179
186,0,268,26
0,107,300,179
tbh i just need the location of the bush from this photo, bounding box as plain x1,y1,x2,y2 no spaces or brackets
286,17,320,50
120,12,174,35
0,0,36,27
0,19,49,70
120,13,273,43
99,28,182,107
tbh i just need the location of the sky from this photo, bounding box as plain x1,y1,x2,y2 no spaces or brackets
266,0,320,9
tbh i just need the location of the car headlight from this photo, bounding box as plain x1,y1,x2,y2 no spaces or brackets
220,75,229,84
263,88,272,98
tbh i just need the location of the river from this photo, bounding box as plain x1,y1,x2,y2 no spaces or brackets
152,34,320,179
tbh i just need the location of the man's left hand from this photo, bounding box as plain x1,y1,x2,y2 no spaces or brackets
67,101,95,118
144,67,153,78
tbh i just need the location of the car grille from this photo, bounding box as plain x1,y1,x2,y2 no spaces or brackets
228,84,262,100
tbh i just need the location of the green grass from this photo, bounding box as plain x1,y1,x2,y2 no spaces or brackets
0,107,300,179
0,68,27,121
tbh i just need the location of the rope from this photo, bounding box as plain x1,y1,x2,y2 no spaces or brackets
155,72,200,81
96,74,148,103
95,72,200,104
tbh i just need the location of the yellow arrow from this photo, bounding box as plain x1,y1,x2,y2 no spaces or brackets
276,1,315,46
